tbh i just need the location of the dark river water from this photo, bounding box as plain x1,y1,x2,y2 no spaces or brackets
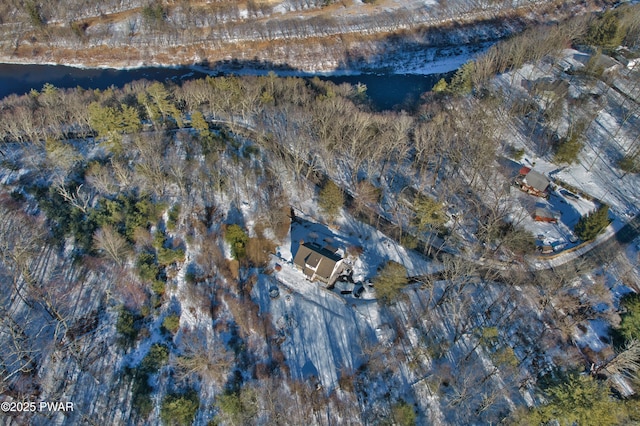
0,63,452,111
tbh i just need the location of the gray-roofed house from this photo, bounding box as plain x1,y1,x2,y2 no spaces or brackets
516,167,550,198
293,242,343,285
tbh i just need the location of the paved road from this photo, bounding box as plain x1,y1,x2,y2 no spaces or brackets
551,214,640,275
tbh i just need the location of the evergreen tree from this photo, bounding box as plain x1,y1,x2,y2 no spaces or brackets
448,61,475,95
432,78,448,93
586,11,623,48
412,194,446,232
116,305,139,346
374,261,408,305
215,388,258,425
554,134,583,164
160,390,199,426
25,1,45,28
619,294,640,343
120,105,142,134
525,374,623,426
88,102,141,153
141,1,166,30
318,180,344,221
619,155,640,174
225,224,249,260
138,92,162,124
574,204,610,241
146,82,183,127
162,314,180,335
216,391,243,424
140,343,169,374
191,110,218,153
190,111,210,137
392,400,416,426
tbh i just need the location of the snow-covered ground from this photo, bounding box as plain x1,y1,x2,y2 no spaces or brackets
252,263,373,390
490,49,640,262
189,40,485,77
253,205,440,390
510,173,598,250
496,50,640,220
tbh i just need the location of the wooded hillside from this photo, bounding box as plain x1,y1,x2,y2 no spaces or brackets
1,5,640,424
0,0,617,70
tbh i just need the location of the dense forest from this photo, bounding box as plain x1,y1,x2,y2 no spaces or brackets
1,4,640,425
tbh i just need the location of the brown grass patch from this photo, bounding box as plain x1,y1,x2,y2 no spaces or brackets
246,236,276,267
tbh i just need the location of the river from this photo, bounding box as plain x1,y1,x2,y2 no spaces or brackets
0,63,452,111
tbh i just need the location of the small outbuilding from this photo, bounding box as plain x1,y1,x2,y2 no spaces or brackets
539,245,554,254
534,207,559,223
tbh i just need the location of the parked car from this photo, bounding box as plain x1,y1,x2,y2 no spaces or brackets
353,285,365,298
560,189,580,200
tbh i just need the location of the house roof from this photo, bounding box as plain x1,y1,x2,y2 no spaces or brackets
293,242,342,280
523,169,549,192
519,166,531,175
305,253,321,268
535,207,556,219
534,78,570,96
323,244,338,254
303,266,314,278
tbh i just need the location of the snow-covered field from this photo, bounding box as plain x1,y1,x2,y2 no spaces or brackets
253,265,372,390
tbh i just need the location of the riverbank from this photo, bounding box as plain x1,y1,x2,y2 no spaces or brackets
0,28,485,108
0,61,454,111
0,0,608,73
0,38,484,76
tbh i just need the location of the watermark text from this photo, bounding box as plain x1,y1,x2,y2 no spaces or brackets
1,401,74,413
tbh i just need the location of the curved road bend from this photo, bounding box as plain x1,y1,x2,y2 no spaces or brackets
549,213,640,276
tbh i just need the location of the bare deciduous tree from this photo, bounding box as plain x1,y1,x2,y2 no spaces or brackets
174,331,233,387
93,225,131,267
54,181,94,214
